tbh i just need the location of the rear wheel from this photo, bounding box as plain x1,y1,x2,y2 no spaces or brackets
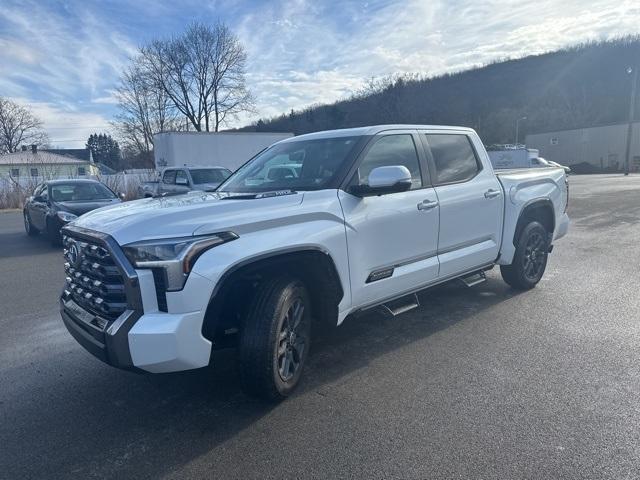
239,275,311,400
24,210,39,236
501,221,549,290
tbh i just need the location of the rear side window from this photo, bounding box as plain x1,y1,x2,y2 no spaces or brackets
425,134,480,185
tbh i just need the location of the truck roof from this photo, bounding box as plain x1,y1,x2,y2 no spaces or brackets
279,124,475,142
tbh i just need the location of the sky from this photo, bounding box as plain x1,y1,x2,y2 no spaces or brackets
1,0,639,148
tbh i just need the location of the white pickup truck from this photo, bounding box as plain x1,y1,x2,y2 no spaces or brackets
60,125,569,399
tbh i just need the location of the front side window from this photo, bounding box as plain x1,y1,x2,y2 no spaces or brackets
353,134,422,190
175,170,189,185
426,134,480,185
219,136,359,193
163,170,176,184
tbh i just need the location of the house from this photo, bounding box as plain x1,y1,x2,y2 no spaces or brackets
0,145,99,180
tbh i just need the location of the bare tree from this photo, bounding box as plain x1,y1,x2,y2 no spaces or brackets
139,21,254,132
0,97,49,153
112,61,181,166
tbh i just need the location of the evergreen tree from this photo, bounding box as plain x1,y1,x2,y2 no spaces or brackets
87,133,122,170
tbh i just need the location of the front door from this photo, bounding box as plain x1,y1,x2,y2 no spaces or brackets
339,132,440,309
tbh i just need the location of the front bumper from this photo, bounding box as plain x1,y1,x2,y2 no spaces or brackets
60,225,213,373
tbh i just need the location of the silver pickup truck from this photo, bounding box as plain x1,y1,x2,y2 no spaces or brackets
138,166,232,198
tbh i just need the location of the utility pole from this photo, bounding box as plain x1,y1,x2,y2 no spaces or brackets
624,66,638,176
515,116,527,146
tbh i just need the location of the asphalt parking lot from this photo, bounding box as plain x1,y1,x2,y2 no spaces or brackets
1,174,640,479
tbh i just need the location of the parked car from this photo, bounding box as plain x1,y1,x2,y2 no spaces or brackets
60,125,570,400
23,179,121,245
137,166,232,198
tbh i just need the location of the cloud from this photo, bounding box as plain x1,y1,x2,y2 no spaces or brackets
9,97,113,149
1,0,639,145
235,0,640,125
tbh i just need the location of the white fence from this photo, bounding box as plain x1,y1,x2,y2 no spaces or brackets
0,170,157,209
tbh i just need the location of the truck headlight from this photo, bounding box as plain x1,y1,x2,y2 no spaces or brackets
57,211,78,222
122,232,238,291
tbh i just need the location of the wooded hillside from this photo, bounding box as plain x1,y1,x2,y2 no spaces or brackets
240,38,640,144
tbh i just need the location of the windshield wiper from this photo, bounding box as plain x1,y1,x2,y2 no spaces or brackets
219,190,298,200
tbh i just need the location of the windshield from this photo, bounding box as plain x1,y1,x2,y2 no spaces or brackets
189,168,232,184
50,183,116,202
218,136,359,193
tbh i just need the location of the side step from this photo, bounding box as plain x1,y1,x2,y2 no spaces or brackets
459,270,487,287
379,293,420,317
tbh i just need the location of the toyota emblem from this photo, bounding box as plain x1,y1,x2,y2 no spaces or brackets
68,242,81,266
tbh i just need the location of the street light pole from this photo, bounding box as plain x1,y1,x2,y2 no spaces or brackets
624,66,638,176
515,116,527,146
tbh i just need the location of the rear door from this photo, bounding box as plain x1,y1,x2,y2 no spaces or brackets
421,131,503,277
339,130,440,308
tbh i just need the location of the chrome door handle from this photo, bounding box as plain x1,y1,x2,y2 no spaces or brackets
484,189,501,199
417,200,439,211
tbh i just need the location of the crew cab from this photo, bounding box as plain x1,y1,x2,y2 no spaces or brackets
60,125,569,399
137,166,232,198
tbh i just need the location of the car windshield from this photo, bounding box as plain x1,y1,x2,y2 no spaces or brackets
218,136,360,193
50,183,116,202
189,168,231,184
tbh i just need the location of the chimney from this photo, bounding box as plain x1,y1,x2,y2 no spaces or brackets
21,145,27,151
31,144,37,153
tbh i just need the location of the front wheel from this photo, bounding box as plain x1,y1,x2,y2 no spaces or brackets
239,275,311,400
24,210,39,236
501,221,549,290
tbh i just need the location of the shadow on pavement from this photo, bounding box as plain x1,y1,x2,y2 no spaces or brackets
1,273,522,479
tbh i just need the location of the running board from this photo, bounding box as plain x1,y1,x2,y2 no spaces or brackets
379,293,420,317
459,270,486,287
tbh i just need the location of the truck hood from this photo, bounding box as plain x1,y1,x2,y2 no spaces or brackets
71,191,305,245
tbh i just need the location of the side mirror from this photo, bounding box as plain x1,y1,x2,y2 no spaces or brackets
33,195,45,203
349,165,412,197
118,192,126,200
176,177,189,186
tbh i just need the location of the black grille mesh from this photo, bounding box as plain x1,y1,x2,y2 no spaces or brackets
63,235,127,320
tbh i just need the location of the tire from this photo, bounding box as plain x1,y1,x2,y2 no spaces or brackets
239,275,312,400
47,218,62,246
500,221,549,290
24,210,39,236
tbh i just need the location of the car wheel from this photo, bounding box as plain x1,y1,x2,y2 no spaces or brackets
24,211,39,236
239,275,312,400
500,221,549,290
46,218,62,246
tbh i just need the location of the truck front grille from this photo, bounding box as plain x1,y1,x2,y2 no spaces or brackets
63,235,127,321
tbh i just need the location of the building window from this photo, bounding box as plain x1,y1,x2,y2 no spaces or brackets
10,168,19,177
77,166,86,176
30,168,39,177
550,137,559,145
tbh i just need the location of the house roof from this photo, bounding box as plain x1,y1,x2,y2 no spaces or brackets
0,150,89,165
42,148,92,161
